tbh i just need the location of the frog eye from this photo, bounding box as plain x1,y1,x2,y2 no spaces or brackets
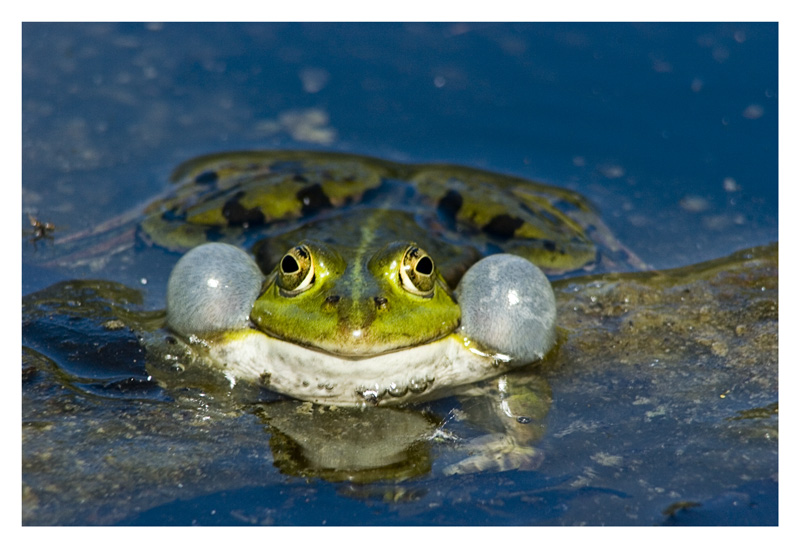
278,245,315,295
400,246,436,297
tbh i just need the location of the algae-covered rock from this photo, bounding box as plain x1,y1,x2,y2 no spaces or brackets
541,243,777,524
551,243,777,415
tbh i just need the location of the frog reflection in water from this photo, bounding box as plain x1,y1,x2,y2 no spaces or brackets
57,151,642,476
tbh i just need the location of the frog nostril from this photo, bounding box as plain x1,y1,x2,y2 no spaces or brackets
374,296,388,309
324,295,341,305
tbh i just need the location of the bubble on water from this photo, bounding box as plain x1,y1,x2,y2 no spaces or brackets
680,195,710,213
723,177,741,192
599,164,625,179
742,104,764,120
299,67,330,94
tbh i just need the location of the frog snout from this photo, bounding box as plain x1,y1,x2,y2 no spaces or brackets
321,293,388,330
322,293,389,311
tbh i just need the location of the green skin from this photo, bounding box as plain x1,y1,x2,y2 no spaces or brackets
251,229,462,358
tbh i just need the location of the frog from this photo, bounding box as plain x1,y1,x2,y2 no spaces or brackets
163,228,558,408
131,150,644,405
30,150,645,475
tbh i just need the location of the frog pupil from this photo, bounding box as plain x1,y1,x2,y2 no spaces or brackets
416,256,433,275
281,255,300,274
398,246,436,296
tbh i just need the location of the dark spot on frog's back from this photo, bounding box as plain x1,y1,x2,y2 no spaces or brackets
297,183,333,216
194,170,219,185
437,189,463,227
222,191,266,225
482,214,524,240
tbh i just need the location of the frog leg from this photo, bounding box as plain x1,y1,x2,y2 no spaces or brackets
142,151,390,252
409,166,598,274
444,253,556,475
35,188,172,268
410,165,649,273
443,371,551,475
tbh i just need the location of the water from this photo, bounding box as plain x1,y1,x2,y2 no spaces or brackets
21,22,778,526
22,23,778,289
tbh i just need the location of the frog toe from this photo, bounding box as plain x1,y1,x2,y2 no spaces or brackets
443,434,544,475
166,243,264,337
456,254,557,366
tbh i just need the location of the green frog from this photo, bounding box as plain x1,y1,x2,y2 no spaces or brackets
30,150,644,476
125,150,640,407
165,231,559,407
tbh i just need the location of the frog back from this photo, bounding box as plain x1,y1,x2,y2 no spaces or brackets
43,150,645,277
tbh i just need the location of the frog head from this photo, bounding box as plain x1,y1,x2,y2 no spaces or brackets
250,240,461,356
165,241,557,407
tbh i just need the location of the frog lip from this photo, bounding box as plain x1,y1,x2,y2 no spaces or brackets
256,325,448,359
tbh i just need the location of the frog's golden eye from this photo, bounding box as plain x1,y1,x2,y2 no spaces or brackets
400,246,436,297
278,245,315,295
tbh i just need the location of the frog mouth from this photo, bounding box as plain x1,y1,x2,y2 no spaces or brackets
259,324,450,359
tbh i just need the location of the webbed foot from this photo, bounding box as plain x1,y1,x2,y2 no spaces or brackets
443,433,544,475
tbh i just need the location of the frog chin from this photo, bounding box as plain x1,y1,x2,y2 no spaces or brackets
207,328,504,406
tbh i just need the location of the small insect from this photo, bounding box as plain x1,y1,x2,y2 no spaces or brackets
26,214,55,249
